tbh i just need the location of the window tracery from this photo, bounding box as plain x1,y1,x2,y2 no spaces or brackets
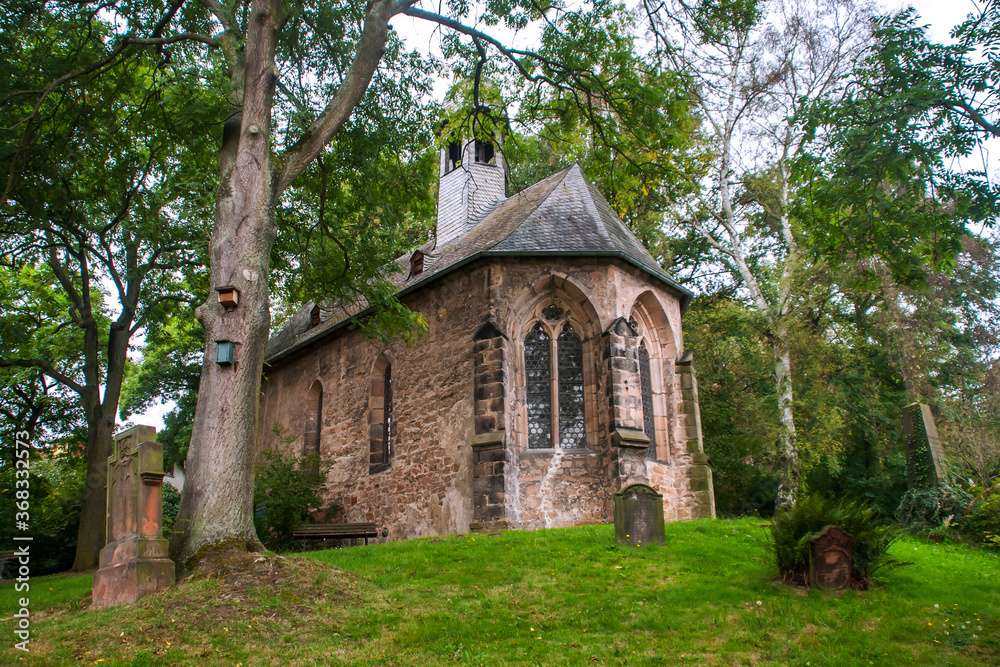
557,325,585,449
523,311,588,450
525,324,553,450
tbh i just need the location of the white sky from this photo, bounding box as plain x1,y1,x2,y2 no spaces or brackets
127,0,986,431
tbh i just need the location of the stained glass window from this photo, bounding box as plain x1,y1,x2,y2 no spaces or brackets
639,344,657,460
542,304,564,321
558,325,586,448
525,324,552,449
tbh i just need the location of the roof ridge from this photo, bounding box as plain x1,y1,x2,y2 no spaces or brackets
565,164,616,246
581,176,660,266
478,165,576,253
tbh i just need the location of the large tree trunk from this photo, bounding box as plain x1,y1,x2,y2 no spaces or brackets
169,0,281,567
169,0,396,568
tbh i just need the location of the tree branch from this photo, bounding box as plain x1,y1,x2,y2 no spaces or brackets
403,7,561,89
274,0,402,195
0,358,86,397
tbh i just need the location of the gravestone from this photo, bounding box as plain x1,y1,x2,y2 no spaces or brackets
901,403,949,489
92,425,175,609
809,525,853,590
613,483,665,546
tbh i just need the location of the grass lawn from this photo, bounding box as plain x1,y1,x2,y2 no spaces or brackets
2,518,998,665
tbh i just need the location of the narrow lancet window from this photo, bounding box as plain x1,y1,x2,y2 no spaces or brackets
524,324,552,449
304,382,322,459
639,344,657,460
370,357,392,472
557,325,585,448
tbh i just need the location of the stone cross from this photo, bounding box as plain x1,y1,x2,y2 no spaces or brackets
901,403,949,489
92,425,175,608
613,483,665,546
809,525,853,590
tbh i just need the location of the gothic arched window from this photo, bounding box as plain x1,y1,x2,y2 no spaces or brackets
369,356,392,473
525,324,552,449
638,343,657,460
524,319,587,449
557,325,585,448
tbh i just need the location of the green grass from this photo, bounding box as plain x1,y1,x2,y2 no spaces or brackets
3,519,998,665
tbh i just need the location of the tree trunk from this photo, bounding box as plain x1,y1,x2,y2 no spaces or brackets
772,323,799,510
71,318,135,570
71,412,114,570
169,0,281,567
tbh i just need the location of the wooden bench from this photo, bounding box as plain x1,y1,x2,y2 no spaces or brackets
292,523,379,546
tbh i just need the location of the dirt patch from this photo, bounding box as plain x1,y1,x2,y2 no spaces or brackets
26,549,359,664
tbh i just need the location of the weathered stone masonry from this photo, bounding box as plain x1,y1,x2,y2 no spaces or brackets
257,160,716,541
471,320,508,530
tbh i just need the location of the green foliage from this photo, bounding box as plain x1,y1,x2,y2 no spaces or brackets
805,452,908,523
682,297,779,516
0,262,97,444
770,493,903,587
161,483,182,539
252,448,327,553
692,0,763,42
964,487,1000,549
896,485,974,530
796,8,1000,286
0,450,85,575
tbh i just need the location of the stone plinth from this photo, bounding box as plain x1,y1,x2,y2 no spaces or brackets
809,525,853,590
92,425,175,608
614,483,665,546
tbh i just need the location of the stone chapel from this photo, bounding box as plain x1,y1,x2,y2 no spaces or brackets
256,133,716,541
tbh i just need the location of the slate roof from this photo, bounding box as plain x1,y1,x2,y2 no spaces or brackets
266,164,693,363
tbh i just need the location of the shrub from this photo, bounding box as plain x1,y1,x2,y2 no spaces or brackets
0,454,85,575
770,493,903,588
963,486,1000,549
161,483,181,538
896,485,974,529
252,449,326,552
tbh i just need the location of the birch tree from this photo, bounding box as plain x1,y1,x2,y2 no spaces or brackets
643,0,873,506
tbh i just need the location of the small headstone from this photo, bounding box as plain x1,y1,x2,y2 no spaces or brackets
613,483,665,546
92,425,175,608
809,525,853,590
902,403,949,489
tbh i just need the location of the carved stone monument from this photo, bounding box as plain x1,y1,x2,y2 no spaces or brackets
902,403,949,489
92,425,175,608
809,525,853,590
613,483,665,546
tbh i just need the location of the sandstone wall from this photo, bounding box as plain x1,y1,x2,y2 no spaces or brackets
257,256,714,543
258,265,491,540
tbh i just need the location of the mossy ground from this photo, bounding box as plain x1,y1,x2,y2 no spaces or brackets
3,519,998,665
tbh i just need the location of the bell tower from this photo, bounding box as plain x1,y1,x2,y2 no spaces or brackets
436,125,507,247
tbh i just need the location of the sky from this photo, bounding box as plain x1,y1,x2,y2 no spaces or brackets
887,0,981,41
127,0,987,431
